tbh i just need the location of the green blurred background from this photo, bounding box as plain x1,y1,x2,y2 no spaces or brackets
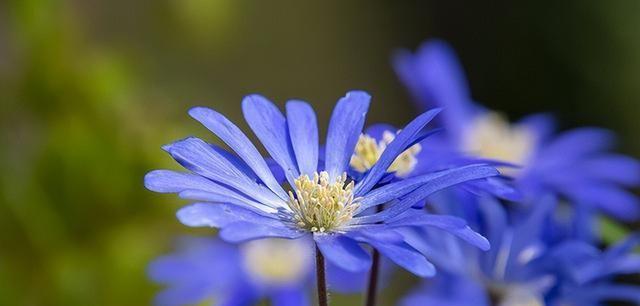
1,1,639,305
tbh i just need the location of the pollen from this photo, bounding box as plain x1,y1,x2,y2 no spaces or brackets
350,130,422,177
462,112,534,175
287,171,359,232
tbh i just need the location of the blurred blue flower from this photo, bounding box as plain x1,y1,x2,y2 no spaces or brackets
145,91,498,277
401,195,555,306
535,233,640,306
149,237,313,306
400,195,640,306
394,40,640,223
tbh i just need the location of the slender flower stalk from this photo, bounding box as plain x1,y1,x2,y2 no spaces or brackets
316,245,328,306
365,249,381,306
364,204,385,306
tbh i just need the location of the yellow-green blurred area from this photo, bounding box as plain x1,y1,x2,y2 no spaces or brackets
1,1,639,305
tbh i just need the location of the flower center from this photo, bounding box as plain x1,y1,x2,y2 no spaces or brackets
462,112,534,175
488,284,545,306
241,238,311,284
350,130,422,177
497,287,545,306
286,171,359,232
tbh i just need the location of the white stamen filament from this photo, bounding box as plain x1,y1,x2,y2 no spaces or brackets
287,171,360,232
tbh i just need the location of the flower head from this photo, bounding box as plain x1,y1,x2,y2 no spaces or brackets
148,237,313,306
145,91,498,276
350,130,422,177
394,39,640,223
461,112,534,174
401,195,640,306
286,171,359,232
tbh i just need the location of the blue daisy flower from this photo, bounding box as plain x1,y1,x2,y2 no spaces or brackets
149,237,313,306
400,195,640,306
400,195,556,306
144,91,497,280
535,233,640,306
393,39,640,223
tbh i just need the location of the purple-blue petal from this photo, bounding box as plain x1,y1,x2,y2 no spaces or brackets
188,106,289,200
286,100,319,177
219,222,307,243
324,91,371,181
355,164,498,214
270,286,310,306
176,203,283,229
314,234,372,273
163,137,284,207
393,40,477,141
388,213,490,251
349,230,435,277
355,108,442,195
354,165,499,224
242,95,300,184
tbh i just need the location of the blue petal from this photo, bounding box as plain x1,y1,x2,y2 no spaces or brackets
218,286,260,306
188,107,289,200
271,286,310,306
326,261,368,293
355,164,498,214
393,40,477,140
176,203,283,229
398,227,469,274
242,95,300,184
508,194,555,255
580,154,640,186
400,274,489,306
517,113,556,146
148,237,242,306
355,108,442,195
220,222,307,243
163,137,285,208
576,256,640,284
175,189,273,214
314,234,371,272
462,177,522,201
286,100,319,177
565,284,640,305
324,91,371,181
564,183,640,221
478,197,507,265
354,165,499,223
388,213,490,251
571,234,640,283
148,237,238,284
348,230,435,277
536,128,614,164
145,170,274,213
145,169,222,194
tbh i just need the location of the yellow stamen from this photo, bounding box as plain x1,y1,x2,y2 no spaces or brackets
287,171,359,232
350,130,422,177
